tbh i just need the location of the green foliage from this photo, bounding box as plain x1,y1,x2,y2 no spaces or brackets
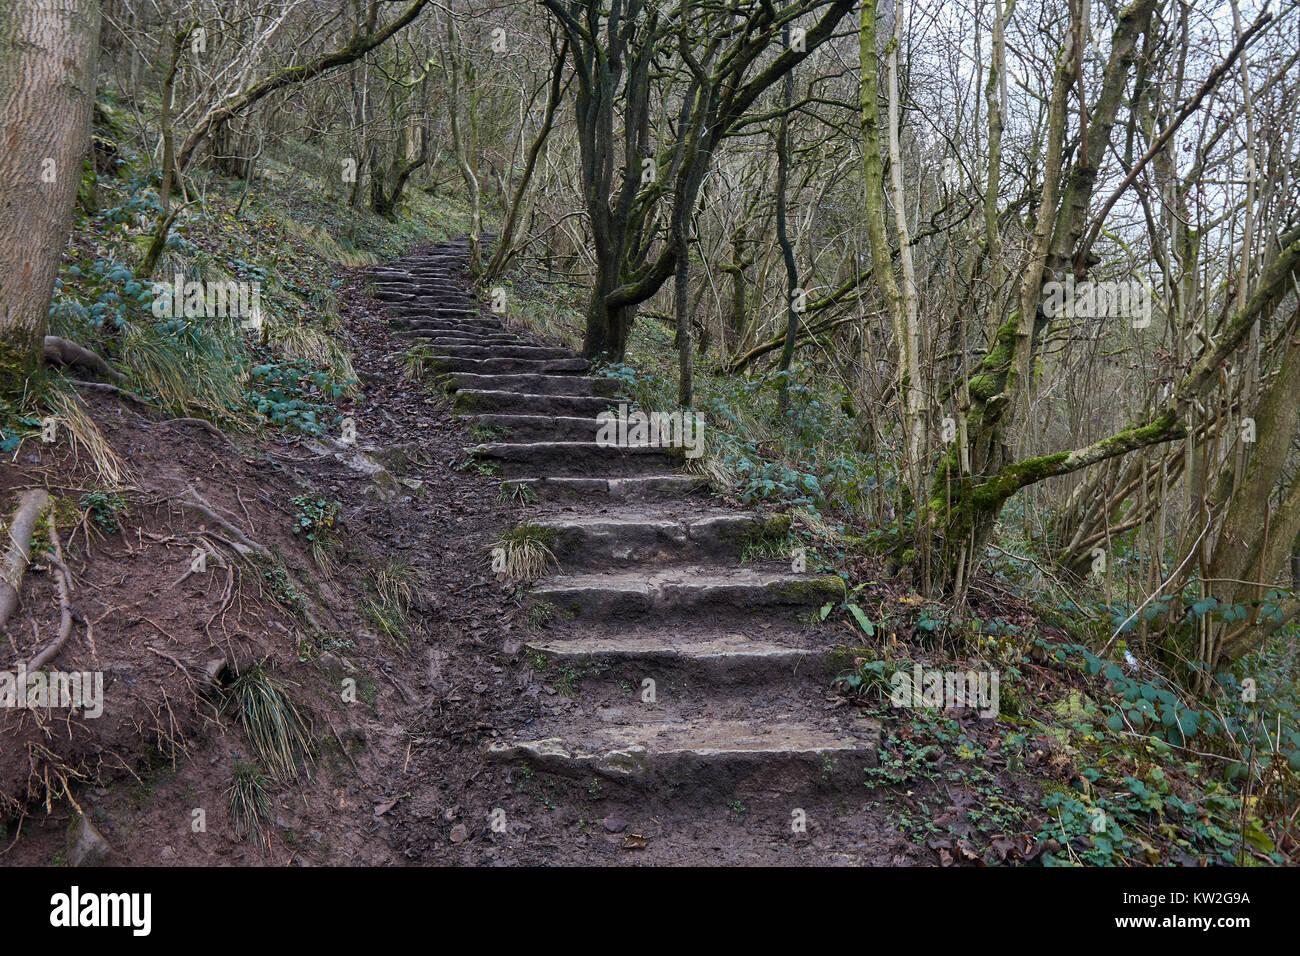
246,360,352,435
836,655,898,703
0,396,41,455
79,491,128,534
290,494,341,542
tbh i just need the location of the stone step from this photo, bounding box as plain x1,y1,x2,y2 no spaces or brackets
486,716,879,789
425,356,589,377
443,372,619,398
394,333,528,348
394,330,513,347
499,475,704,501
387,297,478,309
454,389,618,417
387,302,479,315
386,297,478,309
533,512,777,567
371,278,467,291
389,311,483,324
372,273,461,285
525,633,833,683
388,319,504,336
467,441,675,478
464,413,601,442
427,344,572,361
529,565,842,619
417,334,528,346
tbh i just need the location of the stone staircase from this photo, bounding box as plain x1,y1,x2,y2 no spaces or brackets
366,237,879,802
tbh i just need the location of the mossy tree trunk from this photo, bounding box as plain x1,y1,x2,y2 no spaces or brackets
0,0,100,397
918,0,1161,588
927,224,1300,591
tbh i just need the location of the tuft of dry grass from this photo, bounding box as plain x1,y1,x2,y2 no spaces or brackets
683,438,734,492
374,561,417,610
267,321,356,386
227,762,272,845
489,523,558,582
230,663,313,782
45,388,133,488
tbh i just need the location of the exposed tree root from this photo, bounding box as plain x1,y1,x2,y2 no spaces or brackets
28,508,74,671
43,336,125,381
178,486,269,558
66,378,153,406
0,489,51,631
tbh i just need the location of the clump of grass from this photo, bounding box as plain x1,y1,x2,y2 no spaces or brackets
119,318,246,421
230,663,313,781
738,514,796,563
365,599,408,648
791,505,837,543
285,216,378,267
267,321,356,387
375,560,417,610
312,536,339,577
227,762,272,845
399,347,436,381
45,387,133,487
490,522,557,582
527,601,556,628
683,437,735,491
365,561,417,648
498,480,537,506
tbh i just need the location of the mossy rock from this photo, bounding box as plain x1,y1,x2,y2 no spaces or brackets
772,575,842,605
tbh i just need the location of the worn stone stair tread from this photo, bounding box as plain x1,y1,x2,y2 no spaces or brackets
392,326,508,340
531,512,766,566
418,339,532,350
525,634,828,680
386,303,479,314
485,717,879,784
414,333,524,343
500,475,705,499
390,324,505,338
463,413,601,442
468,440,676,477
430,344,572,360
455,390,620,416
533,510,753,531
437,356,588,375
443,372,618,397
530,565,842,613
386,306,481,317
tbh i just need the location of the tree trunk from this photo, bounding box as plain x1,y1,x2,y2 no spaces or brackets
674,229,692,406
0,0,100,396
775,25,799,413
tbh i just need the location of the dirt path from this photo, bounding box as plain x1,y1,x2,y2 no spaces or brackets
365,239,921,865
